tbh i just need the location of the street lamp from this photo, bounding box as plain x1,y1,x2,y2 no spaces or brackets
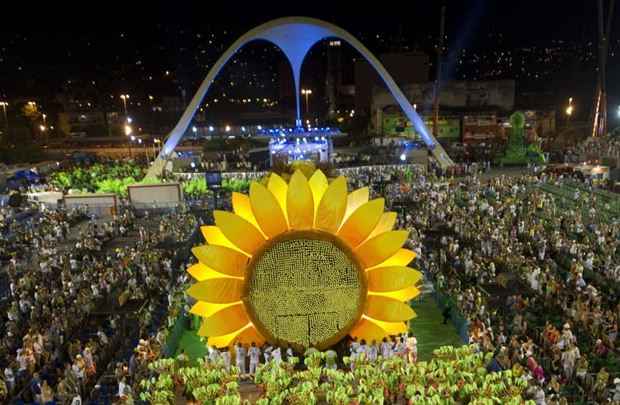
120,94,130,118
565,97,574,118
153,138,161,156
301,89,312,115
123,124,133,158
0,101,8,136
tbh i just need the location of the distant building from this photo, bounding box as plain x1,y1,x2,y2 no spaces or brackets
354,52,430,114
371,79,556,143
158,96,185,113
372,80,516,142
373,80,516,114
57,111,121,138
276,50,429,123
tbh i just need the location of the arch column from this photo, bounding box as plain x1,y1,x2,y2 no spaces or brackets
149,17,453,178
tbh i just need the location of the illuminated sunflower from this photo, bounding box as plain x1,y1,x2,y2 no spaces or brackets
187,169,422,350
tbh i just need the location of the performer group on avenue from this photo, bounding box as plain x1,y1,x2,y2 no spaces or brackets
178,334,419,375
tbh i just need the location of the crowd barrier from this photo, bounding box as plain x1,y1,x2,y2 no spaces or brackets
173,163,425,182
131,201,184,212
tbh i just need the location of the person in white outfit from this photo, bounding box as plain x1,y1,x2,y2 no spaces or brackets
368,340,378,362
207,346,220,366
263,346,272,363
271,347,282,365
248,342,261,375
221,347,231,371
612,377,620,402
380,337,393,358
234,342,246,374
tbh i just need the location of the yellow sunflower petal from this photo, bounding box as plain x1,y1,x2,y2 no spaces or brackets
190,301,239,318
349,317,387,342
338,198,384,248
367,318,408,335
367,212,398,240
287,170,314,230
370,286,421,302
206,324,264,347
206,328,242,346
200,226,244,253
214,211,266,255
198,303,249,336
268,173,289,223
187,278,244,303
235,324,266,346
250,182,288,238
344,187,369,222
308,170,328,216
368,248,417,270
365,296,416,322
315,176,347,233
187,263,231,282
355,230,409,268
367,266,422,292
191,245,248,277
232,192,261,231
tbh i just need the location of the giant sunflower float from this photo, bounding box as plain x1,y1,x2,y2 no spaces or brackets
187,169,422,350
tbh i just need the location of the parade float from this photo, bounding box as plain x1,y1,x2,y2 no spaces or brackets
187,168,422,350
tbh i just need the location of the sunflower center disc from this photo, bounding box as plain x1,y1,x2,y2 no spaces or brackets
245,234,364,349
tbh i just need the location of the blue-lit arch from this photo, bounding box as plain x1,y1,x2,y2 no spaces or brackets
153,17,453,172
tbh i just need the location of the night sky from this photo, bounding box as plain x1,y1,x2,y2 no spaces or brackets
1,1,618,105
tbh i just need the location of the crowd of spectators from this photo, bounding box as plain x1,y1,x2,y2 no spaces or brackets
576,135,620,163
200,149,256,172
394,171,619,403
0,200,198,404
2,159,619,403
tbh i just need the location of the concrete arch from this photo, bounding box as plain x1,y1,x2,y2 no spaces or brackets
155,17,453,171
